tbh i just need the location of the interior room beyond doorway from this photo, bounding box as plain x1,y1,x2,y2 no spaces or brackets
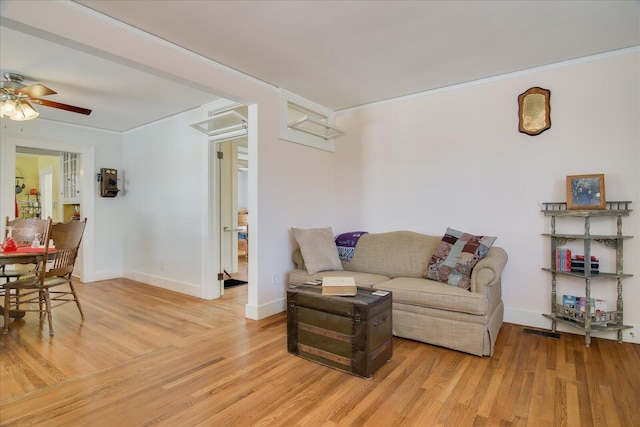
15,147,81,224
219,138,250,281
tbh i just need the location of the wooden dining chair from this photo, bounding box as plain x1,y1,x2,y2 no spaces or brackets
1,216,49,283
2,218,87,336
2,217,53,334
5,216,49,244
44,218,88,323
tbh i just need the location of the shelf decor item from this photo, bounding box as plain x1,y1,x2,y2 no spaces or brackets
566,174,605,210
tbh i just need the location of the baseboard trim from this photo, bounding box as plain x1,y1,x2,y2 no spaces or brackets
124,270,202,298
90,269,123,282
245,297,287,320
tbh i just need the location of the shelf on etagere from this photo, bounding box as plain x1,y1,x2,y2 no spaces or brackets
542,313,632,332
542,233,632,239
541,201,632,217
541,268,633,279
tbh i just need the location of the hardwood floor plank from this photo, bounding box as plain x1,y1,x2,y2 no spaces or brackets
456,353,489,406
0,339,63,397
525,338,548,424
576,376,595,427
1,278,639,426
474,358,506,419
565,380,581,427
597,384,621,427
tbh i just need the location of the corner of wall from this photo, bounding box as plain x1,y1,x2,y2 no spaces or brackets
245,297,287,320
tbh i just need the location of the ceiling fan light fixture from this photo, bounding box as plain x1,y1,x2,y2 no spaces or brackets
0,99,18,117
11,100,39,121
1,73,90,119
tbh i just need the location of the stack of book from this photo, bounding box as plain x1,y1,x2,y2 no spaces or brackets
555,248,571,272
570,255,599,274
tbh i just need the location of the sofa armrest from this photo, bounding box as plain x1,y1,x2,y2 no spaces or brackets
470,246,508,294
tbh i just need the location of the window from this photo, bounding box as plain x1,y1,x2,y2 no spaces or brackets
279,90,343,152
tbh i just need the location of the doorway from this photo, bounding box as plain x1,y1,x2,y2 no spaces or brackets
1,137,95,283
15,148,80,224
14,148,83,275
198,101,250,297
218,137,249,290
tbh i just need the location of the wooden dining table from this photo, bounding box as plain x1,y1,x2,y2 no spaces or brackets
0,248,51,265
0,246,56,319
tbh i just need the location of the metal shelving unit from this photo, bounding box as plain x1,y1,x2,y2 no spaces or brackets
541,201,633,346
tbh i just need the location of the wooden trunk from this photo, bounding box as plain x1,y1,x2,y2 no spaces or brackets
287,285,392,379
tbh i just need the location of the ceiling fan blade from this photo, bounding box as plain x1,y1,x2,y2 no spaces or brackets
17,84,57,98
31,97,92,115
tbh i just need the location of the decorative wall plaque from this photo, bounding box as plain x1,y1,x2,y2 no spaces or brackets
518,87,551,135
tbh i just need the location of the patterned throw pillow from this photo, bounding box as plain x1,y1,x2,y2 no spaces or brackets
424,228,497,290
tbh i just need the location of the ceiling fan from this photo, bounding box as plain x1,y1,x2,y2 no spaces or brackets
0,72,92,121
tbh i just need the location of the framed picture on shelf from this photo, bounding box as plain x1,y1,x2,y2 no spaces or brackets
566,174,605,210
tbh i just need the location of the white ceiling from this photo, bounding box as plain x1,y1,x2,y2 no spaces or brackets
1,1,639,132
0,25,222,132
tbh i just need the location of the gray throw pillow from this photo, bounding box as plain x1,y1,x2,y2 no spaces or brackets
292,227,344,275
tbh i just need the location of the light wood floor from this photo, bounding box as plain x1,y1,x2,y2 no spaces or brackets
230,257,248,282
1,278,638,426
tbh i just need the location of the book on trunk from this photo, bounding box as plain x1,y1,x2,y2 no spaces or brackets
322,276,357,296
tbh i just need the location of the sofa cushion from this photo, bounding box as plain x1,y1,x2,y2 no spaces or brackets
288,269,390,289
373,277,489,316
344,231,441,279
291,227,343,275
424,228,496,290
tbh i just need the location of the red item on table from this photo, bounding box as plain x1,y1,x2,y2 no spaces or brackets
2,237,17,252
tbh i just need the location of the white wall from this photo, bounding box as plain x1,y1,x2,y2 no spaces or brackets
333,50,640,343
121,109,207,295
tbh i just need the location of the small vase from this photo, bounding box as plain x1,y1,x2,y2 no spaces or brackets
2,227,17,252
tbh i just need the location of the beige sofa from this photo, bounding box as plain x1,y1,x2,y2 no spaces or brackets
289,231,508,357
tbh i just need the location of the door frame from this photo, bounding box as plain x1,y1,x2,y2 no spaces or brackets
1,136,95,283
202,100,255,304
38,165,54,221
217,138,247,288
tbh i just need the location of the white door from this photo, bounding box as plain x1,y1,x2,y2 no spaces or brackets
218,139,243,289
205,103,249,296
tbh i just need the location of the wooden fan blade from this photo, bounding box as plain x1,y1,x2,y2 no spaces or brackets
17,84,57,98
31,97,92,115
